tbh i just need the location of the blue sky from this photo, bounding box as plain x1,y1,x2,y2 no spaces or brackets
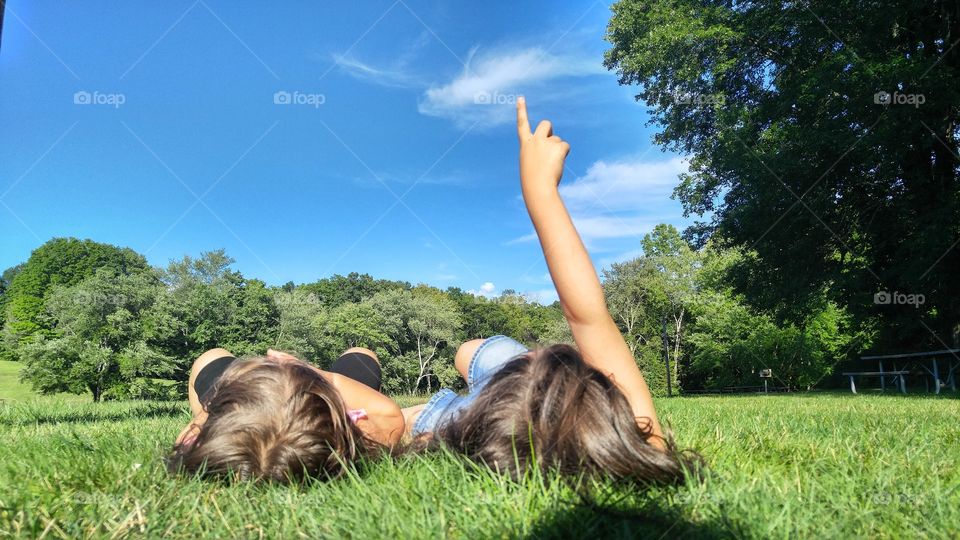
0,0,691,303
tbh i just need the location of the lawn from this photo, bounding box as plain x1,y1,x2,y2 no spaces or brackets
0,389,957,538
0,361,37,402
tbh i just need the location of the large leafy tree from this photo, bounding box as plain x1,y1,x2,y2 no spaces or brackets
19,268,174,401
320,301,396,361
684,247,860,390
445,287,565,346
605,0,960,351
446,288,513,339
604,224,861,392
153,250,280,374
273,288,327,362
2,238,149,351
604,225,699,394
367,287,462,393
221,277,280,356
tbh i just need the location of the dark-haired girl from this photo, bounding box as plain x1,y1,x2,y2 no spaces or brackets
402,98,693,484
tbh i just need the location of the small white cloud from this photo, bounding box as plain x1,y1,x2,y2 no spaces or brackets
468,281,498,298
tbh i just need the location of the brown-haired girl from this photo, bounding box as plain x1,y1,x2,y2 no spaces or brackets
169,346,402,483
403,98,696,484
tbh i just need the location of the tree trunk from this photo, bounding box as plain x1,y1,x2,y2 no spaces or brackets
672,308,684,392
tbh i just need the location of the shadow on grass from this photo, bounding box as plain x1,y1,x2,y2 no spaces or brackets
0,402,187,426
528,497,742,539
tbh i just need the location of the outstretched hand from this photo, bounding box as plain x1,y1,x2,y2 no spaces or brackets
517,97,570,197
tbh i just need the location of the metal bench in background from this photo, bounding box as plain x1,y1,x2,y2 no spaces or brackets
841,371,910,394
860,349,959,394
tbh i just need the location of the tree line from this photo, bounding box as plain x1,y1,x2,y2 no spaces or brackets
1,231,868,401
0,238,566,401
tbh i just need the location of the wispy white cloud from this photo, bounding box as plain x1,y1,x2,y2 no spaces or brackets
505,232,538,245
350,168,472,188
418,46,603,127
330,29,432,88
329,40,603,128
332,53,423,89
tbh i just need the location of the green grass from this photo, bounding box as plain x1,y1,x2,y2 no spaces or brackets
0,361,37,402
0,361,89,404
1,392,957,539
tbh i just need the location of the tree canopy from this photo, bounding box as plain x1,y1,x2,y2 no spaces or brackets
605,0,959,351
2,238,149,351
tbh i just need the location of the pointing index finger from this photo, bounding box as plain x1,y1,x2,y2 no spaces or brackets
516,96,531,138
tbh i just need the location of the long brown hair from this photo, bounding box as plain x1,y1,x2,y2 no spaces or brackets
168,356,375,483
419,344,700,485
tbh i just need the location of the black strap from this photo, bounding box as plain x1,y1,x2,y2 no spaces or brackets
329,352,382,391
193,356,236,403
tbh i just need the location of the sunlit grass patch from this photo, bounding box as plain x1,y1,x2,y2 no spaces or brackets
0,393,957,538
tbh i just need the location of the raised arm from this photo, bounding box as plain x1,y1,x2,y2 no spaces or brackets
516,97,663,441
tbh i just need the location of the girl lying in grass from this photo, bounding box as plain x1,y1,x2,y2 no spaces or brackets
403,98,696,484
169,347,403,483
